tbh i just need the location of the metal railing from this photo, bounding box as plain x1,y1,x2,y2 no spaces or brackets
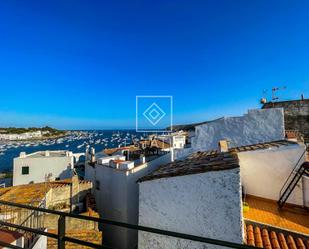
278,147,307,200
0,200,260,249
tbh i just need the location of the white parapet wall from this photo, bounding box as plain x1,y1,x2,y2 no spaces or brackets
138,168,243,249
191,108,285,151
85,152,173,249
238,143,306,206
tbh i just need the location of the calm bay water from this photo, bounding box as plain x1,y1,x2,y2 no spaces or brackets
0,130,143,173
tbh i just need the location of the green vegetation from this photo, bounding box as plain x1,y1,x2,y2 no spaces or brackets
0,126,64,135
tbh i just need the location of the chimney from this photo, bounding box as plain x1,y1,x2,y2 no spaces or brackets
218,140,229,152
45,151,50,157
85,145,90,161
19,152,26,158
90,147,96,163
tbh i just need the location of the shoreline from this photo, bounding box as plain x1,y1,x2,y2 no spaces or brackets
0,132,68,143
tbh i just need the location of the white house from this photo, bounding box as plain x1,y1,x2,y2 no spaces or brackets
137,139,308,249
138,151,243,249
13,150,75,186
85,150,173,249
156,133,186,149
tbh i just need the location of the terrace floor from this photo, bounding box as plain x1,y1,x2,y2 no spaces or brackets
243,195,309,235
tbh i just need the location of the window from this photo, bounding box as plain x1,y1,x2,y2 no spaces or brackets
96,180,100,190
22,166,29,175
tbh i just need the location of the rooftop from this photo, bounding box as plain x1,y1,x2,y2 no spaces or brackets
229,140,299,153
18,150,72,158
0,179,89,207
0,228,22,248
138,151,239,182
138,140,300,183
244,195,309,235
244,222,309,249
103,145,140,156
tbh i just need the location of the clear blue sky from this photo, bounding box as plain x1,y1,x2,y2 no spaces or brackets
0,0,308,129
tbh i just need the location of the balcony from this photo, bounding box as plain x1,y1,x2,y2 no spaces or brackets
0,200,260,249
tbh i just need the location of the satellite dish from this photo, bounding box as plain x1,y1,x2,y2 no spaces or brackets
260,98,267,104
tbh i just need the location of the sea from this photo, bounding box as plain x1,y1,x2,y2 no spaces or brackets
0,130,149,173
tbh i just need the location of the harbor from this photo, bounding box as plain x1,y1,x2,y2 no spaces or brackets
0,130,145,172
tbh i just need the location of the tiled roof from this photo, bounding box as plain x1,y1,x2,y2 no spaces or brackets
0,228,22,248
0,180,72,207
138,151,239,182
244,223,309,249
229,140,298,153
103,146,140,156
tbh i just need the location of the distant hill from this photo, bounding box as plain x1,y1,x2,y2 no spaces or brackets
0,126,64,135
168,117,224,132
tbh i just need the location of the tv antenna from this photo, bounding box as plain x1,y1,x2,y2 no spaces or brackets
260,89,268,104
272,86,286,102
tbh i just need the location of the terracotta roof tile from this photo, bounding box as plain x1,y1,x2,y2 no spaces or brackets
0,228,22,248
0,180,72,207
103,146,140,156
138,140,297,182
138,151,239,182
229,140,298,153
244,223,309,249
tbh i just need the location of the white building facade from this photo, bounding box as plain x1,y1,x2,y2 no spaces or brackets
13,150,75,186
138,152,243,249
237,141,307,206
0,131,43,141
85,152,173,249
156,134,186,149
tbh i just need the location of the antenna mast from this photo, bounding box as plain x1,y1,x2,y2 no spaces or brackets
271,86,286,102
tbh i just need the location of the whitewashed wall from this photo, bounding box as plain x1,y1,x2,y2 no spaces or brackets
238,143,306,206
13,155,74,186
32,233,47,249
84,153,173,249
138,168,243,249
191,108,285,151
173,148,193,160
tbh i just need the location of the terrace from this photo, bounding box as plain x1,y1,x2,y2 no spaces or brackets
0,200,261,249
244,195,309,235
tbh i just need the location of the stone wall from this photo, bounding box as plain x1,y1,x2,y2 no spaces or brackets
44,213,99,231
263,99,309,140
45,179,92,210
